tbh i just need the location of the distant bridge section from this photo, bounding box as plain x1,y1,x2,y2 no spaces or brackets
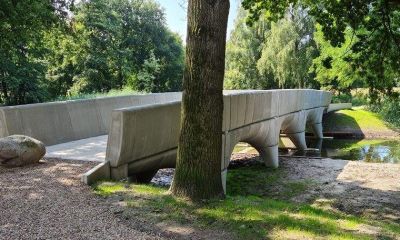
0,93,181,146
83,89,332,191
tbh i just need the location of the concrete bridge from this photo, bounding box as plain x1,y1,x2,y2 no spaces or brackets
0,90,331,191
82,90,331,191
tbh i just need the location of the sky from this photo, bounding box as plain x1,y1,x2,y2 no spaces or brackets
155,0,240,42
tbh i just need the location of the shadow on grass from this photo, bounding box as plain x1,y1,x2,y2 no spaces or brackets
322,107,400,138
322,110,365,139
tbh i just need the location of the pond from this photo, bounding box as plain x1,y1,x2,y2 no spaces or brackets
285,138,400,164
233,139,400,164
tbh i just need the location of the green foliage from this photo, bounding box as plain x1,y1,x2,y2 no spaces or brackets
311,26,364,92
242,0,400,100
225,8,269,89
62,0,184,96
225,6,318,90
0,0,68,105
257,7,317,88
330,92,368,106
0,0,184,106
369,96,400,128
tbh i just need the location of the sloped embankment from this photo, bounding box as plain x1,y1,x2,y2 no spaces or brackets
322,107,400,139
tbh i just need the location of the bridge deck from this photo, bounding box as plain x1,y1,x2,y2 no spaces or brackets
45,135,107,162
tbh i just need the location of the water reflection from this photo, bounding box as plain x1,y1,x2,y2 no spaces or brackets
283,138,400,164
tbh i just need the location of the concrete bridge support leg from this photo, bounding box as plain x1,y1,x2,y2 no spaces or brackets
221,169,227,194
287,132,307,150
259,144,279,168
311,122,323,139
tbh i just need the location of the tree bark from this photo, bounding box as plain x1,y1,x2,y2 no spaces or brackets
170,0,230,200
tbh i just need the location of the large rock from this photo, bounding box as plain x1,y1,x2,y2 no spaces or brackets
0,135,46,167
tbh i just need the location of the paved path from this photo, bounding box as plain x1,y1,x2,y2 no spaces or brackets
0,160,166,239
46,135,107,162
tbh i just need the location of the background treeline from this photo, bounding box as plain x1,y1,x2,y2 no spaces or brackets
225,5,399,103
0,0,184,105
1,0,399,110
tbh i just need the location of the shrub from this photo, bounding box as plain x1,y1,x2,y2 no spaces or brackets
369,97,400,128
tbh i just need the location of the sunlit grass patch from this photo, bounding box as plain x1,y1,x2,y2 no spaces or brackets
93,182,130,196
270,228,318,240
341,107,389,130
324,107,397,133
133,184,166,195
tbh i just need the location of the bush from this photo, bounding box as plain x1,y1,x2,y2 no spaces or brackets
331,93,352,103
331,93,368,106
369,97,400,128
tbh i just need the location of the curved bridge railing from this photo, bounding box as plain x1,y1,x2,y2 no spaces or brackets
83,89,332,191
0,93,181,145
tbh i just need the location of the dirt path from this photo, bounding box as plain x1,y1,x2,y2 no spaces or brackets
0,159,167,240
280,156,400,220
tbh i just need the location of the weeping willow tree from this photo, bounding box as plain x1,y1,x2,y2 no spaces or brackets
224,8,273,89
225,6,318,89
257,7,317,88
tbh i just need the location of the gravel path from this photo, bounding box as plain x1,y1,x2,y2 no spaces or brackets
0,159,167,240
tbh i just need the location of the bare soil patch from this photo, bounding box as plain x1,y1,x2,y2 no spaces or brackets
230,153,400,222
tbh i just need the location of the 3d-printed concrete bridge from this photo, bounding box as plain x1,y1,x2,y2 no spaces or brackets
0,90,331,191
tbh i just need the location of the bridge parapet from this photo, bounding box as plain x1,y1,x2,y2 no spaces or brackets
0,93,182,145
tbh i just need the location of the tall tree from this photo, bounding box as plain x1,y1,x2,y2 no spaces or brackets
225,8,272,89
171,0,230,200
226,6,317,90
0,0,71,105
69,0,184,95
257,6,317,88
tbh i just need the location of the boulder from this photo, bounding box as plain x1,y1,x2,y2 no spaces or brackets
0,135,46,167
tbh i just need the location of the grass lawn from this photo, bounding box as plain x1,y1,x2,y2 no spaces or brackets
323,107,399,138
93,164,400,239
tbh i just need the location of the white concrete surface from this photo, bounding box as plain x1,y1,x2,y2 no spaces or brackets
327,103,352,112
45,135,107,162
0,92,182,145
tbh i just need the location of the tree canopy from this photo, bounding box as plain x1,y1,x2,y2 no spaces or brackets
241,0,400,100
0,0,184,105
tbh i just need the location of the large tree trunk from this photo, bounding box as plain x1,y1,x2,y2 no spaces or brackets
170,0,230,200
